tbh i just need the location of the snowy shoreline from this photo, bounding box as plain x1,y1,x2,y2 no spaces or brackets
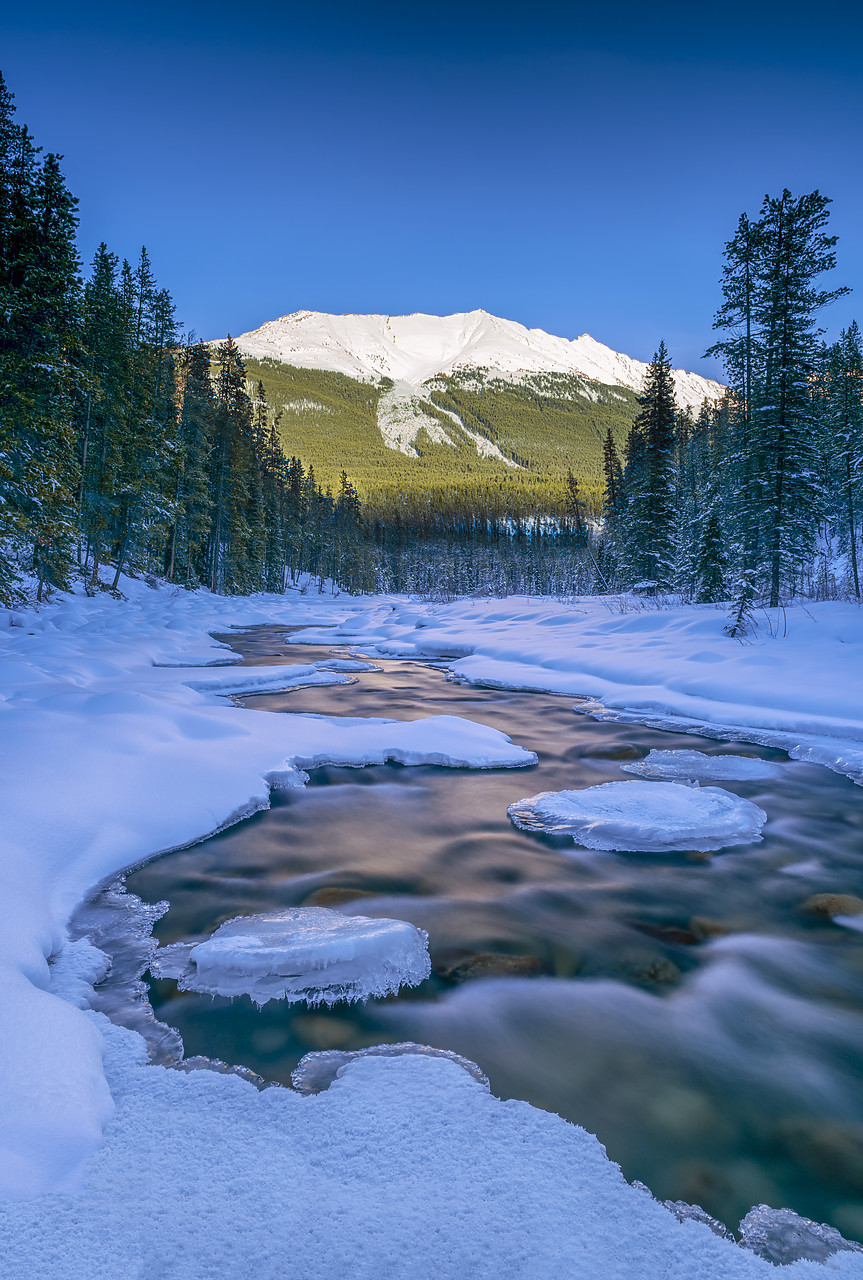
2,579,863,1277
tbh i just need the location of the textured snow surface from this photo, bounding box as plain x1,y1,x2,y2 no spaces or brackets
507,780,768,852
152,907,430,1005
621,749,786,782
2,1022,859,1280
229,309,724,410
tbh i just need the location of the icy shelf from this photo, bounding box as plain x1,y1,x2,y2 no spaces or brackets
621,749,785,782
150,907,431,1005
292,1042,489,1095
507,780,768,853
739,1205,863,1265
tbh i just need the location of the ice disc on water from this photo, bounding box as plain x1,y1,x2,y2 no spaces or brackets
621,749,785,782
291,1042,489,1094
739,1204,863,1265
151,907,431,1006
507,780,767,852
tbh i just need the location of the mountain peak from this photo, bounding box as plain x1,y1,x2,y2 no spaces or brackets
229,309,723,409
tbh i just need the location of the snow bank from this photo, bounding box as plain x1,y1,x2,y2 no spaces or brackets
0,577,531,1198
151,907,430,1005
2,1019,859,1280
508,780,767,852
299,595,863,786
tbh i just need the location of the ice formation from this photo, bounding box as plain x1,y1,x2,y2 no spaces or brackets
663,1200,734,1240
150,907,431,1005
291,1042,489,1094
620,749,785,782
738,1204,863,1265
507,780,768,852
312,658,379,672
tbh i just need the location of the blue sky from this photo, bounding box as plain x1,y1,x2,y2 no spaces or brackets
3,0,862,377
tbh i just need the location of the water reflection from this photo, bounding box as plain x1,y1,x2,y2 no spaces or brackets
126,626,863,1240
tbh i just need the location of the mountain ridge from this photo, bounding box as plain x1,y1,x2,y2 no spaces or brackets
228,308,724,411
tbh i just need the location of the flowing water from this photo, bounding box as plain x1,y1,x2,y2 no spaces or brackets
121,626,863,1240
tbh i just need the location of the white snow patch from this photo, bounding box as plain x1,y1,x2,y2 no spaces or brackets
151,907,430,1005
508,780,768,852
2,1022,844,1279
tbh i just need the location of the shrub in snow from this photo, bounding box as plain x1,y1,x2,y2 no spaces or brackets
150,907,430,1005
507,780,767,853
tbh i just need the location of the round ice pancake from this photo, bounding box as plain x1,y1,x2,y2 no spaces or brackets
620,749,785,782
507,779,767,853
151,906,430,1005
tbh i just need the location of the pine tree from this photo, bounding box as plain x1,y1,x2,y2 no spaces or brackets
0,73,81,600
820,324,863,597
615,343,678,587
709,190,849,609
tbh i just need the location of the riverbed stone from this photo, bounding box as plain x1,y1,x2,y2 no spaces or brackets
800,893,863,919
438,952,542,983
301,886,378,908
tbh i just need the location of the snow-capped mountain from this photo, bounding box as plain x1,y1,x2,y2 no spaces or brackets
230,309,723,410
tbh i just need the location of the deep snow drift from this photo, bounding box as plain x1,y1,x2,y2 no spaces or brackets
8,1023,861,1280
151,906,431,1005
507,779,768,852
2,578,863,1277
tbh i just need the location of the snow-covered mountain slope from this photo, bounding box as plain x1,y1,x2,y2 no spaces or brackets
231,309,724,410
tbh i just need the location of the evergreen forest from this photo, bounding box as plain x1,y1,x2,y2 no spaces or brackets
1,68,860,616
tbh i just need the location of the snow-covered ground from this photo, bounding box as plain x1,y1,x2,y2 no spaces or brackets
2,578,863,1277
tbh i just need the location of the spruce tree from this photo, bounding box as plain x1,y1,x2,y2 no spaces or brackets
0,73,81,600
615,343,678,587
820,323,863,597
709,190,849,608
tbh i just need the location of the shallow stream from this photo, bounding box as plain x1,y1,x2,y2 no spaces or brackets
120,625,863,1239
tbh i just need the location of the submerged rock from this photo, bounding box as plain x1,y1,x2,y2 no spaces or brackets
437,952,541,983
801,893,863,919
301,886,378,908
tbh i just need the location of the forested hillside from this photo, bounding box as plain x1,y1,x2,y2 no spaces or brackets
242,357,637,519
